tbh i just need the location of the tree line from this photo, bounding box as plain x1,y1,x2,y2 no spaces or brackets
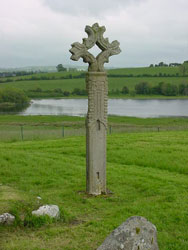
0,71,36,78
133,82,188,96
0,88,30,111
25,81,188,98
1,71,188,84
26,88,87,98
149,61,188,67
149,61,188,76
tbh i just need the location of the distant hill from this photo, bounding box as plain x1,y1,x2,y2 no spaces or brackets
0,66,56,73
0,65,180,75
0,65,88,73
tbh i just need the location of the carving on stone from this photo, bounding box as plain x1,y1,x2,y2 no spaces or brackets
86,77,108,130
69,23,121,72
70,24,121,195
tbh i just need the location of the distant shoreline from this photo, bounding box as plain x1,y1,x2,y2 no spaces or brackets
28,95,188,100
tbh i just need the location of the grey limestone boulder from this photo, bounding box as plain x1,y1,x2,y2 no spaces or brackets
32,205,60,219
97,216,159,250
0,213,15,225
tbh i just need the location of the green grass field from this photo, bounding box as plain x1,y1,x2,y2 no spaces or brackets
1,66,180,82
1,71,83,82
108,77,188,91
0,66,188,98
1,115,188,126
0,77,188,92
108,66,180,76
0,115,188,142
0,129,188,249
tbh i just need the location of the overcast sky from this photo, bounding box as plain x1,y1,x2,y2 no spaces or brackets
0,0,188,68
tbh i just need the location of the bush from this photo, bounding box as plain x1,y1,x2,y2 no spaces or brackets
152,82,179,96
160,83,178,96
0,88,29,105
179,83,188,95
151,85,161,95
135,82,151,94
121,86,129,94
72,88,87,96
54,88,63,93
72,88,82,95
63,91,70,97
0,88,30,111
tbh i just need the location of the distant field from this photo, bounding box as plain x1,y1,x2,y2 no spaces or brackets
108,77,188,91
1,71,83,81
0,77,188,93
0,78,85,91
0,66,188,98
0,66,181,81
108,66,180,76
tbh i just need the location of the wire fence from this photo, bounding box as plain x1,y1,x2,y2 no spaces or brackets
0,124,188,142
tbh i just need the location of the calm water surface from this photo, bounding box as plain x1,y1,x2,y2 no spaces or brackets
19,98,188,118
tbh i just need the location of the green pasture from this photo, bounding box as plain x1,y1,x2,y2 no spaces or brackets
0,115,84,125
108,66,180,76
0,77,188,93
1,71,83,82
0,115,188,142
1,115,188,127
0,66,181,82
0,66,188,98
108,77,188,91
0,79,85,92
0,130,188,249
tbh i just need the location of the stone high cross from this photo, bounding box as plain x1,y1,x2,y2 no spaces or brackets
70,23,121,195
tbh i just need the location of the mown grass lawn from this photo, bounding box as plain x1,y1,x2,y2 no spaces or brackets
0,131,188,249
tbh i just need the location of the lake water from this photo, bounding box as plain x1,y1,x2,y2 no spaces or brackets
19,98,188,118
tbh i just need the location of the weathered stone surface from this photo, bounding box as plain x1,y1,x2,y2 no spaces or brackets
69,23,121,72
32,205,60,219
86,72,108,195
70,23,121,195
0,213,15,225
97,216,159,250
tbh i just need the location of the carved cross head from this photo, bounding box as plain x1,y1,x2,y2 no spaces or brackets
69,23,121,72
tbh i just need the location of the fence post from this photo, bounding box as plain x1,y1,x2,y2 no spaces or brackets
158,127,160,132
62,125,64,137
20,125,24,141
109,125,112,135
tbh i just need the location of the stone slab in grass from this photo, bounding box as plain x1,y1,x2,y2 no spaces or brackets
32,205,60,219
97,216,159,250
0,213,15,225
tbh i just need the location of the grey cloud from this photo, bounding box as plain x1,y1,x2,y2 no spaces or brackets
42,0,145,16
1,0,188,68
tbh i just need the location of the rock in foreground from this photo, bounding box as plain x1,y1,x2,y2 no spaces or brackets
97,216,159,250
32,205,60,219
0,213,15,225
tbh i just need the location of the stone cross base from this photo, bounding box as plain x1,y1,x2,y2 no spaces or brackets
86,72,108,195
